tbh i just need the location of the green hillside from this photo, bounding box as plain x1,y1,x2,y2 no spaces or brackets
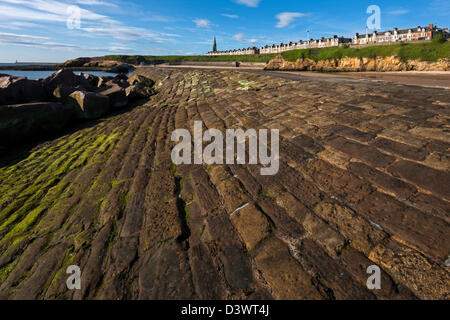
100,38,450,64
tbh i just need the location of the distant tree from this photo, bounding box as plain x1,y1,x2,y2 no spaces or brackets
432,34,446,44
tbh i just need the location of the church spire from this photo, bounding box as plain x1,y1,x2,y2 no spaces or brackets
213,37,217,52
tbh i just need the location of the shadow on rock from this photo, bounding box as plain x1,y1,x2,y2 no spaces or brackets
0,68,156,167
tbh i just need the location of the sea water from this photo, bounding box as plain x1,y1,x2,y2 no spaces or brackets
0,63,118,80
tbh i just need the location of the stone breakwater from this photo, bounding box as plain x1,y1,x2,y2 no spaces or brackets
0,67,448,300
0,69,156,150
0,58,134,73
58,57,134,73
265,54,450,72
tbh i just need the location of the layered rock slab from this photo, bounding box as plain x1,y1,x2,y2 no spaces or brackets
0,67,448,300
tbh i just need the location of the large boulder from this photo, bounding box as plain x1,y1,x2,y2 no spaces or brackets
97,76,115,88
110,63,133,73
81,73,100,87
53,85,84,102
265,54,288,70
0,75,48,105
106,78,129,89
125,84,156,101
67,91,110,119
97,84,128,108
128,74,155,87
115,73,128,80
0,102,72,145
43,69,90,93
124,74,156,101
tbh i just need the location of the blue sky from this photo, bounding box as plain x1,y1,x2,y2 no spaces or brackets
0,0,448,62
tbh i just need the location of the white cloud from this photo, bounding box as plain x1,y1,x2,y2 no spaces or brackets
0,4,68,23
107,46,134,52
81,26,161,41
0,31,47,43
233,33,259,44
76,0,118,7
0,31,140,55
0,0,178,43
275,12,308,28
0,0,113,23
141,14,174,22
233,0,261,7
388,9,409,15
193,19,211,28
222,14,239,19
0,31,94,50
0,21,41,30
233,33,244,41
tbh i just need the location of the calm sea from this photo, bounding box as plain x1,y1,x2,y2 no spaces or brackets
0,63,117,80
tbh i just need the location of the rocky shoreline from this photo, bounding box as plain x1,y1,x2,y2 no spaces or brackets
0,66,125,72
6,55,450,73
0,69,156,152
0,57,134,73
0,67,448,300
265,54,450,72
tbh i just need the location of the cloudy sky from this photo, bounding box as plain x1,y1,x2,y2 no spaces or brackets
0,0,448,62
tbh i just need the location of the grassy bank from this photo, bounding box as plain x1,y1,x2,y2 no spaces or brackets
282,39,450,62
100,53,276,64
100,39,449,65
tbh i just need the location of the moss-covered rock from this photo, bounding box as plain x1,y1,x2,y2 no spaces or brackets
0,102,73,146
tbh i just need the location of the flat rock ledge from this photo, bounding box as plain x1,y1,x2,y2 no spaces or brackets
0,67,448,300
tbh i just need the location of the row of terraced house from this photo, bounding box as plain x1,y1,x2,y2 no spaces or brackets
354,23,448,45
206,23,449,56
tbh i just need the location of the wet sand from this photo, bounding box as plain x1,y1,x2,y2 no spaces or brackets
334,71,450,89
254,70,450,89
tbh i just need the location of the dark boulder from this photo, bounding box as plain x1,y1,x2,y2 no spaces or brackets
106,78,129,88
43,69,90,93
67,91,110,119
53,85,84,102
125,74,156,101
115,73,128,80
125,84,156,101
97,76,114,88
81,73,100,87
0,102,72,145
0,75,48,105
97,84,128,109
110,63,133,73
128,74,155,87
